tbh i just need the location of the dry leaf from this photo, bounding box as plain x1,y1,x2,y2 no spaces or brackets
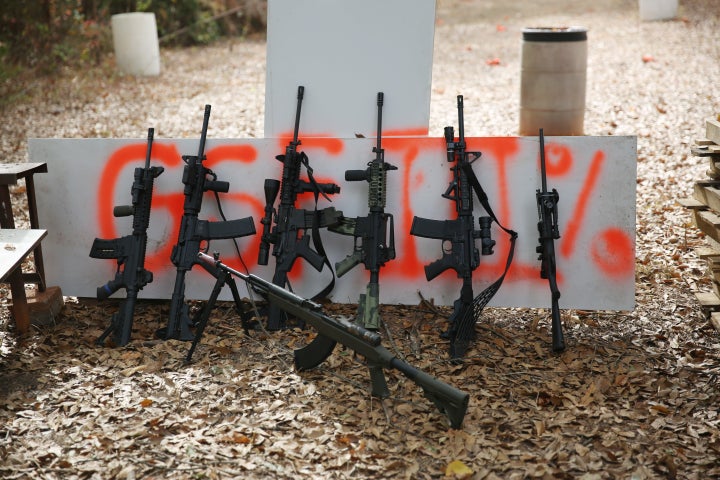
445,460,473,478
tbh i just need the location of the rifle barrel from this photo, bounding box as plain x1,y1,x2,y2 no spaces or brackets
293,86,305,144
457,95,465,143
539,128,548,193
376,92,383,153
198,105,211,159
145,128,154,169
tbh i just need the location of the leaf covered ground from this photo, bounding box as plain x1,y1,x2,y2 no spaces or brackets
1,294,718,479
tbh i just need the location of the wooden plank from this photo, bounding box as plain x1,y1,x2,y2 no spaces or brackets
693,210,720,244
0,228,48,335
0,163,48,186
696,246,720,258
690,145,720,157
707,236,720,252
693,183,710,206
695,291,720,307
708,259,720,270
712,280,720,300
678,197,706,209
707,118,720,145
693,181,720,209
697,185,720,212
711,312,720,333
0,229,47,281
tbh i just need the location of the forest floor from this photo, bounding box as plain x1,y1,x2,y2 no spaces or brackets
1,0,720,479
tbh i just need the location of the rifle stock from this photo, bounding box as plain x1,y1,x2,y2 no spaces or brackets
197,252,469,429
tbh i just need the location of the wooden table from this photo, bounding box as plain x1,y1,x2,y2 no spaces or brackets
0,162,48,291
0,229,48,334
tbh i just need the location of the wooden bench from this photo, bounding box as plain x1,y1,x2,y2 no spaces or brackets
0,229,47,334
0,162,48,290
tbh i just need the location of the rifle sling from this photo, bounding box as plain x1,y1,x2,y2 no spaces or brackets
461,161,518,308
301,151,336,301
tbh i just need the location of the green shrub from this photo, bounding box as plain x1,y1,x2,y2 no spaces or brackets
0,0,266,70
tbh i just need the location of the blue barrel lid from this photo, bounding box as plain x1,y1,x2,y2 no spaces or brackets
522,27,587,42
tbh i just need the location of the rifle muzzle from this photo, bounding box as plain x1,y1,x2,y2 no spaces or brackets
317,182,341,195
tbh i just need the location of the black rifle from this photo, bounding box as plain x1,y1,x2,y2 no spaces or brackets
159,105,256,341
329,92,396,330
410,96,494,358
258,86,342,330
191,252,469,429
411,95,517,359
90,128,164,346
536,128,565,352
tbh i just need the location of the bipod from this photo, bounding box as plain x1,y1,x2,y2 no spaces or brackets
185,253,257,363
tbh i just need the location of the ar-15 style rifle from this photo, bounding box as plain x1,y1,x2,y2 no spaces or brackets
191,252,469,429
536,128,565,352
158,105,256,341
258,86,342,330
410,95,517,359
328,92,396,330
90,128,164,346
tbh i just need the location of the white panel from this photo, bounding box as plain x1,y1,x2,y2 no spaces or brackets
264,0,436,137
30,135,636,310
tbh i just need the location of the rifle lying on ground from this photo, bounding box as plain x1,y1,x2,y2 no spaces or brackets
258,86,342,330
411,95,517,359
190,252,469,429
536,128,565,352
329,92,396,330
90,128,164,346
158,105,256,341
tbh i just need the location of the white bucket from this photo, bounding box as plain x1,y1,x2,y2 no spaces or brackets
639,0,678,21
519,27,587,136
111,12,161,76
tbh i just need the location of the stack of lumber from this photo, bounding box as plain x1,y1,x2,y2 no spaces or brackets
681,117,720,330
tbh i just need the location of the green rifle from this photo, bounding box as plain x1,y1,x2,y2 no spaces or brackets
191,252,469,429
329,92,396,329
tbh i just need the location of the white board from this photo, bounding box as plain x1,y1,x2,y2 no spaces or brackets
264,0,436,137
30,134,636,310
